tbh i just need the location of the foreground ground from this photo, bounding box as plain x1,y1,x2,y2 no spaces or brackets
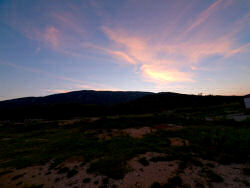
0,104,250,187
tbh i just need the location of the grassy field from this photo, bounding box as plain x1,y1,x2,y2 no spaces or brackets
0,103,249,187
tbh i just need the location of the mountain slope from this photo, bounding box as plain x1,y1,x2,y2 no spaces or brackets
0,90,153,109
111,92,243,114
0,90,244,120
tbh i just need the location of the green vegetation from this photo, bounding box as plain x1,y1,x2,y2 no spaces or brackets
234,178,250,186
138,157,149,166
243,167,250,175
205,163,215,168
195,182,205,188
56,167,78,178
151,182,162,188
102,177,109,184
16,181,23,186
66,169,78,178
57,167,70,174
150,155,175,162
23,184,43,188
150,176,184,188
82,177,91,183
0,170,13,176
11,173,25,180
165,175,183,187
201,168,224,182
0,103,249,180
87,155,130,179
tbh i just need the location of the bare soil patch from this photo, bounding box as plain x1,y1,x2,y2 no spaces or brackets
1,154,249,188
169,137,190,147
122,127,155,138
153,124,183,131
97,127,156,140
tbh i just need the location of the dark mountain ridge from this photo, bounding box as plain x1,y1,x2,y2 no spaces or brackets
0,90,244,120
112,92,243,114
0,90,153,109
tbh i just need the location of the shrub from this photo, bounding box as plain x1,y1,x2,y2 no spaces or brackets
138,157,149,166
82,178,91,183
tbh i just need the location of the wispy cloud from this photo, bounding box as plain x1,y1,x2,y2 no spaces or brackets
224,42,250,58
99,0,250,89
1,0,250,94
183,0,224,36
44,26,60,48
76,83,120,91
1,61,121,92
102,25,247,87
1,61,83,84
46,89,70,94
141,65,194,83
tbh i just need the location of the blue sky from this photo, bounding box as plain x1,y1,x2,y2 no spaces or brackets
0,0,250,100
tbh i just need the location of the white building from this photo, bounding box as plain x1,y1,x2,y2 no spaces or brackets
244,97,250,109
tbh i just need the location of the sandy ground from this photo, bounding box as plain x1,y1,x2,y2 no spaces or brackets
0,152,249,188
95,127,156,140
0,127,249,188
96,125,183,140
153,124,183,131
169,137,189,147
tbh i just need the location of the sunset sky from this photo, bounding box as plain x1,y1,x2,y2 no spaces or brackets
0,0,250,100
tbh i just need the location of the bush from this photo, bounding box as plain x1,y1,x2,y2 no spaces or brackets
138,157,149,166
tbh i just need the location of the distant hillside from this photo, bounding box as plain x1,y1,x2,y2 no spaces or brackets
0,90,153,120
0,90,153,109
111,92,244,114
0,90,244,120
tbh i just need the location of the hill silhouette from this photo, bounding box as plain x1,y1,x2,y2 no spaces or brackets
0,90,244,120
0,90,152,108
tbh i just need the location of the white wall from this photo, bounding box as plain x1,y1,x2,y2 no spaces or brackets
244,98,250,109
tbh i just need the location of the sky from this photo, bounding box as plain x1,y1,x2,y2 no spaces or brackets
0,0,250,100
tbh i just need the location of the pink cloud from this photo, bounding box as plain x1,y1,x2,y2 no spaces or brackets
46,89,71,94
141,65,194,83
52,12,86,36
76,83,120,91
103,27,194,84
224,42,250,58
178,39,233,62
109,50,137,65
182,0,224,37
102,18,249,87
44,26,60,48
3,0,249,93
